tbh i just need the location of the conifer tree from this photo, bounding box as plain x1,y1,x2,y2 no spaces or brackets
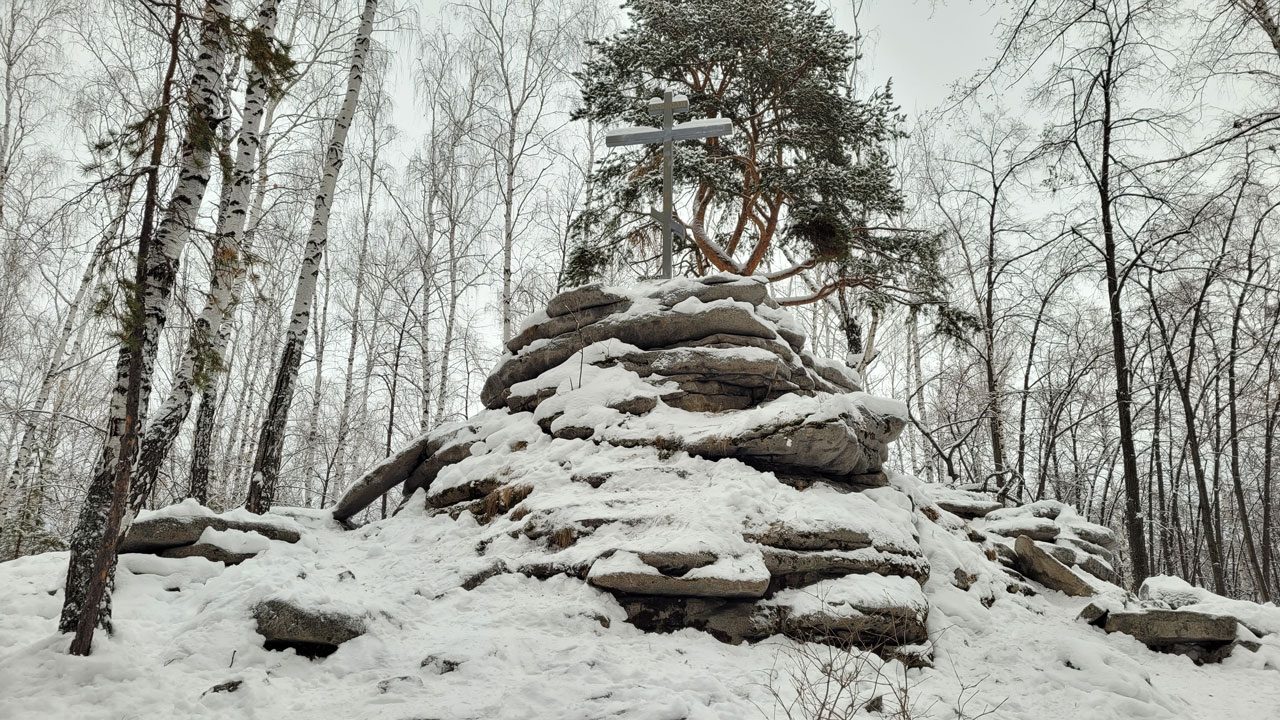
572,0,950,313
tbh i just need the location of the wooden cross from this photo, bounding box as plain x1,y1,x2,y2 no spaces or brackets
605,89,733,279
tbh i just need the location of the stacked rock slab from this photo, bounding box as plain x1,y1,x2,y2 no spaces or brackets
963,496,1120,586
334,275,932,662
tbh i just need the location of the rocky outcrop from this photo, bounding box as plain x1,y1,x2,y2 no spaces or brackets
969,498,1119,585
1078,597,1256,665
1103,609,1237,646
253,599,366,659
333,275,927,660
120,512,300,553
483,275,859,414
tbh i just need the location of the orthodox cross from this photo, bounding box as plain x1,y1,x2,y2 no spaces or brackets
604,89,733,279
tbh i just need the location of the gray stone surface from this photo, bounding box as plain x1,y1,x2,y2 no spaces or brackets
332,434,432,522
1013,535,1094,597
546,284,629,318
936,498,1003,520
745,523,873,552
588,557,769,599
985,517,1060,542
253,599,366,656
119,514,300,554
506,299,632,354
157,543,257,566
480,304,780,409
1103,609,1237,646
682,408,903,478
1068,521,1117,550
760,547,930,586
651,277,769,309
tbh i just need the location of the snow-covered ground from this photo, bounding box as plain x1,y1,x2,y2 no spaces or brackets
2,490,1278,720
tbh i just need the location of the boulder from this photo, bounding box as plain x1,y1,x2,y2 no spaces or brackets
119,514,300,554
760,547,931,587
253,599,366,658
651,276,770,309
615,595,778,644
1056,536,1115,565
683,408,903,479
331,433,433,522
984,516,1060,543
936,497,1003,520
1066,520,1117,550
546,284,629,318
480,304,780,409
1103,609,1237,647
506,298,632,354
745,523,873,552
1012,535,1094,597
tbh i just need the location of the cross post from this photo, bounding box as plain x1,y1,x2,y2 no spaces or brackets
605,90,732,279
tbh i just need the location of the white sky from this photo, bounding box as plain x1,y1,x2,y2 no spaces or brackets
848,1,1004,115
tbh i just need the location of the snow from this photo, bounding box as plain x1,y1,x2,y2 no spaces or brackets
2,353,1279,719
3,478,1280,719
769,574,929,617
1143,575,1280,637
196,527,272,555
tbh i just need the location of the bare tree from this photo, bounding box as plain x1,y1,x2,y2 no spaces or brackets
246,0,379,514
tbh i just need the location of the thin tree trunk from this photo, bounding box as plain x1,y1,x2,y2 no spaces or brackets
1227,240,1268,600
130,0,280,512
60,0,229,652
1096,59,1149,591
246,0,378,514
331,114,381,498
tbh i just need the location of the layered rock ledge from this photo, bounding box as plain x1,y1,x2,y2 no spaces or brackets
331,275,928,658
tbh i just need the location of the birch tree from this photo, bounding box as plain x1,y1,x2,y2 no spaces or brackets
129,0,289,512
246,0,379,514
59,0,231,653
462,0,568,343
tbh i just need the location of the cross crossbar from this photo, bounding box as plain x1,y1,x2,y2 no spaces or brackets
647,94,689,115
604,118,733,147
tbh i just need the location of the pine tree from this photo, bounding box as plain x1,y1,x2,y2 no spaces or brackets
572,0,946,310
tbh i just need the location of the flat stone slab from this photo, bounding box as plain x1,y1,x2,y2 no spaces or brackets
936,498,1003,519
1104,609,1237,646
119,514,300,554
587,551,770,599
985,516,1060,542
481,304,780,409
546,284,629,318
1013,535,1093,597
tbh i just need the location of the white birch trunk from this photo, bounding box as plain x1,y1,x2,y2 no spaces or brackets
60,0,229,639
246,0,378,513
300,268,329,508
129,0,281,512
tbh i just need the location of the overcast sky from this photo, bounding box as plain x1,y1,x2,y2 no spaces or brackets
849,1,1004,114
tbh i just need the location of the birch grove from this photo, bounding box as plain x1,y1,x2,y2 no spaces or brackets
60,0,231,652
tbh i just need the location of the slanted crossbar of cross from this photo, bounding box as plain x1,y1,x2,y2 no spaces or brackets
605,90,733,279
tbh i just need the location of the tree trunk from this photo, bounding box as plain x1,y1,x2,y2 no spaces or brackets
60,0,229,652
130,0,280,512
246,0,378,514
1096,60,1150,591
